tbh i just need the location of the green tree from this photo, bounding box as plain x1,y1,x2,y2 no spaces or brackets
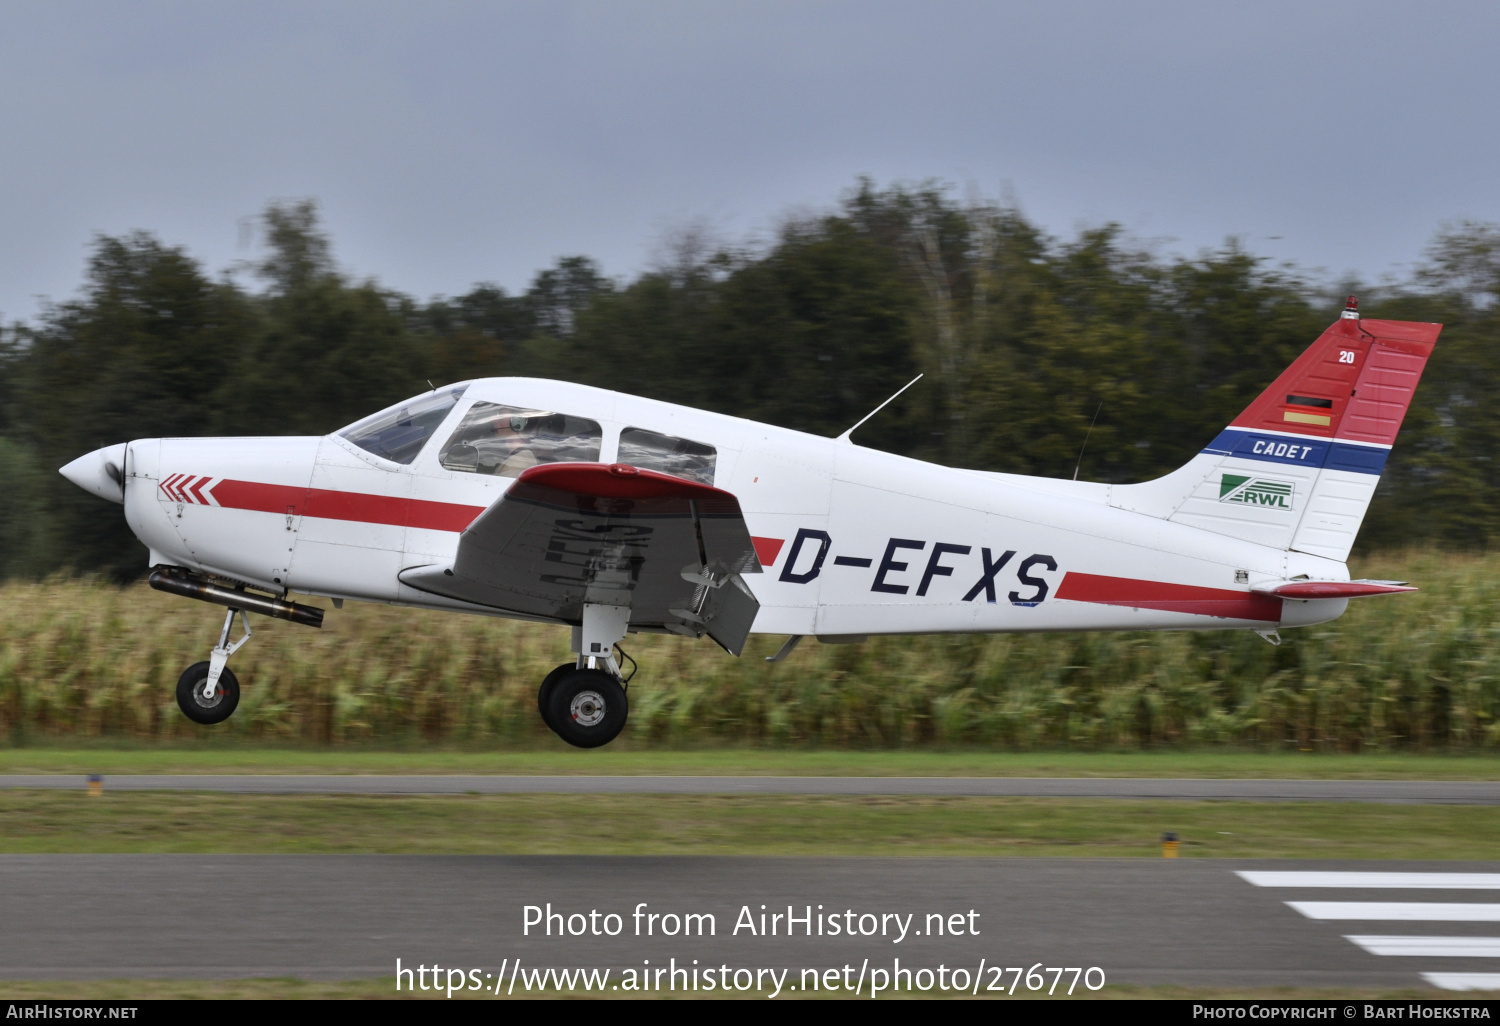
1359,223,1500,549
0,437,51,578
220,201,429,435
9,232,252,578
565,205,923,449
2,183,1498,580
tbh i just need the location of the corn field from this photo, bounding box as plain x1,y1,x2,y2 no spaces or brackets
1,550,1498,749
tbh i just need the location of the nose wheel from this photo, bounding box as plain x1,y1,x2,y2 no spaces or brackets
175,606,251,725
176,662,241,724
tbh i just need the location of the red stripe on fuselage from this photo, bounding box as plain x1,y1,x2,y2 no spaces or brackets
1055,572,1282,622
209,479,486,533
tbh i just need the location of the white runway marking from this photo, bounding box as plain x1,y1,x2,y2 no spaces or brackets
1239,871,1500,989
1239,871,1500,890
1289,902,1500,921
1421,973,1500,991
1345,936,1500,958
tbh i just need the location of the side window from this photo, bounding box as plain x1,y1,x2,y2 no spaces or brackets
618,427,716,485
438,402,602,477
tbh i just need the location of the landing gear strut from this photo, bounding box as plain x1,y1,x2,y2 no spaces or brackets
176,607,250,725
540,604,634,748
148,568,324,726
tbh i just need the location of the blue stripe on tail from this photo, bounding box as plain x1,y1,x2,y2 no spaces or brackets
1201,430,1389,475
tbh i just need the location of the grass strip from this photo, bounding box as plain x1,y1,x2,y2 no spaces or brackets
4,748,1500,778
3,792,1498,858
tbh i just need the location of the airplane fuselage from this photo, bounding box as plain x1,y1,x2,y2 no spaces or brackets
117,376,1349,639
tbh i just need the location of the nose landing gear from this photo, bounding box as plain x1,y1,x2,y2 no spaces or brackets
150,569,324,726
175,607,250,725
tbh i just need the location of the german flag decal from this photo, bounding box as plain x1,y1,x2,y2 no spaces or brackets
1284,394,1333,426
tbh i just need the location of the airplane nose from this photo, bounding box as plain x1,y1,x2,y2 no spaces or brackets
60,443,128,504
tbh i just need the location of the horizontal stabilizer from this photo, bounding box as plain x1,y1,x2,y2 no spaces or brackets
1253,579,1417,599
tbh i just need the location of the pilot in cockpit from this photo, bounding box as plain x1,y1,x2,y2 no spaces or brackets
488,413,540,477
439,402,597,477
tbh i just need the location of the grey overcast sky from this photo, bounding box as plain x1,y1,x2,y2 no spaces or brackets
2,0,1497,322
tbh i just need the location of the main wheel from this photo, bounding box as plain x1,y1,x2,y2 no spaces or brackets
545,669,628,749
536,662,575,734
175,661,240,725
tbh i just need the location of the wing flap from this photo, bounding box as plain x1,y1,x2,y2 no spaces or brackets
703,574,759,656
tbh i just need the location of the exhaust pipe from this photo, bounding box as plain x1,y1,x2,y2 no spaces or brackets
149,569,325,628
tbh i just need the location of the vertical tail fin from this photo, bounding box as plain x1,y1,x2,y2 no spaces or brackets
1111,299,1441,560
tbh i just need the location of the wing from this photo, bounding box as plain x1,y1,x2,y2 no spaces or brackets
399,462,763,655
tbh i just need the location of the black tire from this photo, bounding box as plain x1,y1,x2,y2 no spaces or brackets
536,662,575,733
175,661,240,725
545,669,628,749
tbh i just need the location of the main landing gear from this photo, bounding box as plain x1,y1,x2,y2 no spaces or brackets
538,604,636,749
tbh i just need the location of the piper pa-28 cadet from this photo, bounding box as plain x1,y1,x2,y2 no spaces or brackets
61,298,1438,748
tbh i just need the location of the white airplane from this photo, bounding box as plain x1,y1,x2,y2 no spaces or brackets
61,298,1438,748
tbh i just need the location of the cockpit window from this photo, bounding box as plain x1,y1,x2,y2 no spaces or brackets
618,427,716,485
337,385,469,465
438,402,602,477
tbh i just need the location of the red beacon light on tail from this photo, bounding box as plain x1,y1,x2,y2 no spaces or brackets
1342,296,1359,320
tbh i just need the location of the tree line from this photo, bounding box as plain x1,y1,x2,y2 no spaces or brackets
2,184,1497,580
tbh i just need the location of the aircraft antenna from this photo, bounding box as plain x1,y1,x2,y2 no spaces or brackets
835,374,923,444
1072,401,1103,481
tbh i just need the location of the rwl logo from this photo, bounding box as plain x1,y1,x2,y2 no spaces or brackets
1219,474,1294,510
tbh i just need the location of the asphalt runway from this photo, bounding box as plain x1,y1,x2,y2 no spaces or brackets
2,775,1498,803
4,856,1500,991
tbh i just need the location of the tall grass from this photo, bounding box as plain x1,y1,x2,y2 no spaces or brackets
1,551,1497,749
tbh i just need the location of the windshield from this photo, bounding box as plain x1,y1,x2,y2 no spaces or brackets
337,384,469,464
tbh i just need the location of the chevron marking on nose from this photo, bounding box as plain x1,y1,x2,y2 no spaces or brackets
187,476,212,505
